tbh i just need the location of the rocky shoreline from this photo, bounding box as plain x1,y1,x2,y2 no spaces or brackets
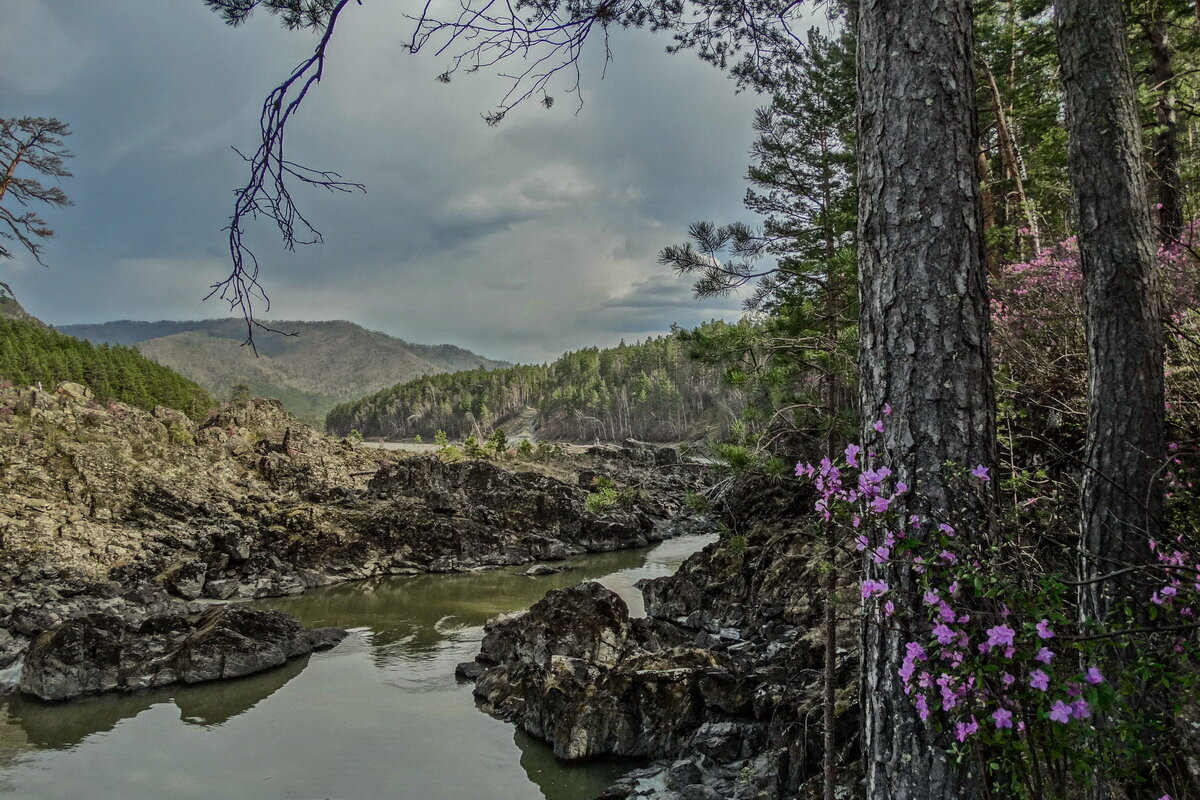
458,479,861,800
0,382,708,699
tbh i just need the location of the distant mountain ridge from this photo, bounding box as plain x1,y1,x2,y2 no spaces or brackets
59,318,509,425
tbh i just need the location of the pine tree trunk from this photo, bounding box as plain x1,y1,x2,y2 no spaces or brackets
856,1,994,797
1055,4,1167,795
1054,0,1164,624
1146,5,1183,243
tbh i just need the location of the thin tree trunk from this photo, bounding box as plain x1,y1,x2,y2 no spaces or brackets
1055,1,1166,795
822,138,841,800
979,57,1041,253
978,150,1000,280
857,1,995,797
822,528,838,800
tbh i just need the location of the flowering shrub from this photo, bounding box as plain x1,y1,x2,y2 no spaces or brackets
798,415,1199,798
991,228,1200,487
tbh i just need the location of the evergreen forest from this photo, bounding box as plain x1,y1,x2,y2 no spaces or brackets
0,317,213,418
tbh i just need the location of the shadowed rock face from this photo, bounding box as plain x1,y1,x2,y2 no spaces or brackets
469,581,739,762
19,606,346,701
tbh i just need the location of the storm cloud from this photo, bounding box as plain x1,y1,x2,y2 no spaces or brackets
2,0,765,363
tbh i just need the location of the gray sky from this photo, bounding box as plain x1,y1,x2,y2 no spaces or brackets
3,0,765,363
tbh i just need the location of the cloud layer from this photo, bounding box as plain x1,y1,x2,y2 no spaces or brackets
3,0,764,362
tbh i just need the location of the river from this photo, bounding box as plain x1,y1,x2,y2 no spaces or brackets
0,533,715,800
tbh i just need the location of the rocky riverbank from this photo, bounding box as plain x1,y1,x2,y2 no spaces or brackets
459,478,862,800
0,382,708,698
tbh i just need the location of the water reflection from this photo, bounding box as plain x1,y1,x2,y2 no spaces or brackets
4,654,306,746
0,533,714,800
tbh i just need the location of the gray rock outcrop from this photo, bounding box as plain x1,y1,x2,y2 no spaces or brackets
19,605,347,701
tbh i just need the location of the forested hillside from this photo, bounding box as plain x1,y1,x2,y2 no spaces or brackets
0,317,212,417
60,318,508,425
326,325,752,442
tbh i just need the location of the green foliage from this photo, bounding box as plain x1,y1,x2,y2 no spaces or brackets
516,438,535,459
0,318,212,418
463,433,486,459
535,441,565,460
412,433,423,444
683,489,710,514
660,29,859,458
710,442,756,475
486,427,508,456
168,425,196,447
584,478,639,513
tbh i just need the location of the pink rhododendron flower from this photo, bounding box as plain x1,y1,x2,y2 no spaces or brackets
1035,647,1055,664
932,624,956,645
1029,669,1049,691
1085,667,1104,685
971,464,990,482
1036,619,1055,639
1071,699,1091,720
861,579,889,599
984,624,1016,650
844,443,862,468
872,420,885,433
1049,701,1072,723
954,718,979,742
992,707,1013,729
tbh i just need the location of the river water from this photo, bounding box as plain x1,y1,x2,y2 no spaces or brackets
0,533,715,800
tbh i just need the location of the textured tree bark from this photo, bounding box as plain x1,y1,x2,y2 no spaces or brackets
1145,6,1183,243
1055,4,1166,796
856,1,994,797
1054,0,1164,625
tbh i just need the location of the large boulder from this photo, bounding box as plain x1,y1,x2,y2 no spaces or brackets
479,581,632,667
19,605,346,701
469,581,738,761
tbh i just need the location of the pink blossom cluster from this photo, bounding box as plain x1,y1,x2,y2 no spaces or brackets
1147,535,1200,648
796,437,1108,747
